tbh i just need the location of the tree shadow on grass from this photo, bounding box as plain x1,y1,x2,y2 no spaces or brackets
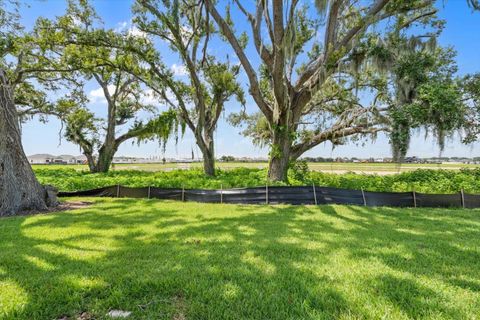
368,274,453,319
341,205,480,279
0,199,479,319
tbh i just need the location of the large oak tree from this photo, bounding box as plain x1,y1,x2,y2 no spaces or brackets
0,3,79,215
205,0,447,181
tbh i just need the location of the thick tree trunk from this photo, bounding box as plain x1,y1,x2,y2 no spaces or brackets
89,144,116,173
84,152,96,173
0,70,50,216
202,140,215,177
197,131,215,176
93,148,114,173
268,127,292,182
203,153,215,176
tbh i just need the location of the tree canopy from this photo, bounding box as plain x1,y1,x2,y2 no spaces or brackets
2,0,479,185
204,0,468,181
124,0,246,176
31,1,182,172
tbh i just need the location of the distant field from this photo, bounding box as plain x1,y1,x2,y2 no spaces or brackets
32,161,480,174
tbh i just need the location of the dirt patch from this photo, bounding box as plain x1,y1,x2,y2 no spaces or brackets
5,201,93,218
56,201,93,211
57,311,94,320
172,294,187,320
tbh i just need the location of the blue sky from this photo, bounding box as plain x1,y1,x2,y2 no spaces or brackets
19,0,480,159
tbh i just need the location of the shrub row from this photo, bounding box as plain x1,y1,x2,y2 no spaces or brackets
33,167,480,194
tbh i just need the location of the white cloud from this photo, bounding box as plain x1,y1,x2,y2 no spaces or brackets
171,63,188,76
89,85,115,104
141,89,158,105
90,86,164,107
114,21,128,32
68,15,83,27
114,20,148,39
163,25,193,45
128,26,148,39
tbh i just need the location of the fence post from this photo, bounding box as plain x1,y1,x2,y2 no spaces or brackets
412,188,417,208
312,182,317,205
182,185,185,202
461,188,465,208
148,186,151,199
266,183,269,205
361,188,366,206
116,184,120,198
220,184,223,204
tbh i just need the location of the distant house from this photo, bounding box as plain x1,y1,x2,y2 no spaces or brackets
112,156,137,164
57,155,77,164
27,154,55,164
27,154,86,165
75,155,87,164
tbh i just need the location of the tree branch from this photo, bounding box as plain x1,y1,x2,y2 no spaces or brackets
205,0,273,122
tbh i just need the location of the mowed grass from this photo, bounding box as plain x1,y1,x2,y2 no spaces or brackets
1,199,480,319
32,161,480,174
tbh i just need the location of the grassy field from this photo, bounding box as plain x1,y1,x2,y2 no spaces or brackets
32,161,480,174
1,198,479,319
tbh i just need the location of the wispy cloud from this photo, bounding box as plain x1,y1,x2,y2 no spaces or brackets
114,20,148,39
171,63,188,76
89,85,115,104
141,89,158,105
89,86,163,107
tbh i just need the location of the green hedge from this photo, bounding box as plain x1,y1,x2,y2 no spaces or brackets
33,167,480,194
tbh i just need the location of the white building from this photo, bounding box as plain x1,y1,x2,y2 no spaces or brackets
28,154,55,164
27,154,86,165
74,155,87,164
57,155,78,164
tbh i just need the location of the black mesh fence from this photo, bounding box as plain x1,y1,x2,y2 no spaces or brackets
57,185,480,209
415,193,462,208
315,187,364,205
363,191,414,207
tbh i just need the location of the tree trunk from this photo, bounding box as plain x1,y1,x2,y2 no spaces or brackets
88,94,118,174
90,145,116,173
84,151,96,173
268,127,291,182
0,70,50,216
203,153,215,176
197,131,215,176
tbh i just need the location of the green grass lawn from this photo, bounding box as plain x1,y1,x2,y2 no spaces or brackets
32,161,480,174
1,199,480,319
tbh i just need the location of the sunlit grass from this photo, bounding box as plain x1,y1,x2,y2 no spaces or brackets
1,198,479,319
31,161,480,173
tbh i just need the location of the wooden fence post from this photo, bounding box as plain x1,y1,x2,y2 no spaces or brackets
148,186,151,199
116,184,120,198
312,183,317,205
361,188,366,206
412,188,417,208
266,183,269,205
182,185,185,202
461,188,465,208
220,184,223,204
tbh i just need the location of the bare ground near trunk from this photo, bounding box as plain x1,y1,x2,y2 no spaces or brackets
0,201,93,218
